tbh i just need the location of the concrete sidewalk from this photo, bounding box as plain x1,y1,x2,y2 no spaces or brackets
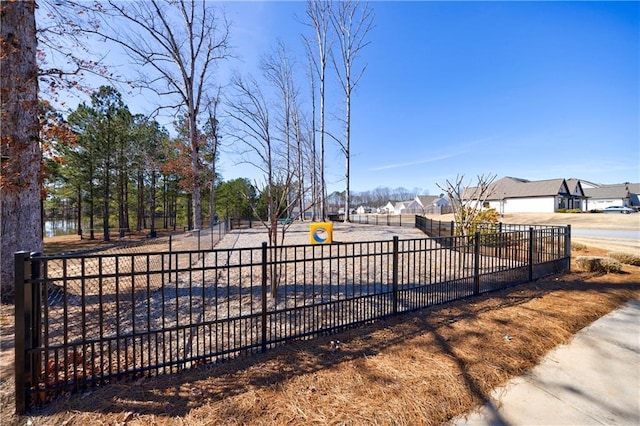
452,299,640,425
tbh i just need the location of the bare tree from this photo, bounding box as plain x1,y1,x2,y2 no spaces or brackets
304,46,319,221
86,0,231,230
261,41,299,218
227,73,313,296
0,0,42,298
330,0,374,222
303,0,333,220
437,174,497,236
292,105,308,221
36,0,113,105
204,89,222,229
226,75,278,245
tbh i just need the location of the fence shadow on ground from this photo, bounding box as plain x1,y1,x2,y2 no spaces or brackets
29,278,639,423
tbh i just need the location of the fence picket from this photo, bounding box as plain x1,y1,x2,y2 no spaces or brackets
14,218,570,413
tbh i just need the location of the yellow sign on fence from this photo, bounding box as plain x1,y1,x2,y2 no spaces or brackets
310,222,333,245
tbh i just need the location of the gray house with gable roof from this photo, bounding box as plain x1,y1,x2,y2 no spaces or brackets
582,183,640,211
473,177,587,214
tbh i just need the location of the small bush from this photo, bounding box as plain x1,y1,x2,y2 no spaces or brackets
571,242,587,252
600,258,623,273
575,256,622,273
576,256,601,272
557,208,582,214
608,252,640,266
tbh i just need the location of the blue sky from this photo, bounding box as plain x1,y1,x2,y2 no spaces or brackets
49,1,640,196
218,0,639,195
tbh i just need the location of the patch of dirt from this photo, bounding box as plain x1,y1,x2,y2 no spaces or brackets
0,229,638,425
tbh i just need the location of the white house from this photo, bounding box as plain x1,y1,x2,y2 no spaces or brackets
392,200,414,215
582,183,640,211
380,196,451,215
470,177,587,214
355,205,375,214
380,201,395,214
414,195,450,214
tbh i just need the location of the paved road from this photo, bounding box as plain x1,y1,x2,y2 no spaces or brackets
571,229,640,240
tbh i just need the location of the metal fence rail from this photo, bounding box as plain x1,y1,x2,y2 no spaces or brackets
14,224,570,413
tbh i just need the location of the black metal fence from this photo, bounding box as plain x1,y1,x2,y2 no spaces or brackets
348,214,422,227
14,222,570,413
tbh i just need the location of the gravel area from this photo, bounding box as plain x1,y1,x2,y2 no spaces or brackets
214,221,428,249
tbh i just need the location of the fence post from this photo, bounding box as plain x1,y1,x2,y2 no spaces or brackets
14,251,29,414
30,252,42,394
565,225,571,272
474,233,480,296
392,236,399,315
14,251,42,414
497,222,503,259
197,229,201,251
261,242,268,353
450,221,455,236
528,227,535,281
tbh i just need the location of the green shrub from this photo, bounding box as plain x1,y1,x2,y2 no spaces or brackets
608,252,640,266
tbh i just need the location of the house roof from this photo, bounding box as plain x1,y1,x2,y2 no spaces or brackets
566,179,586,197
416,195,441,206
584,183,640,199
463,176,638,202
464,177,572,200
394,200,413,210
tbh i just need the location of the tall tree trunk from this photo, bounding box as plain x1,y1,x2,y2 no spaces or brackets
162,175,168,229
76,186,82,236
103,163,110,241
149,170,157,237
89,179,95,239
136,170,144,231
118,169,125,237
124,173,130,231
189,104,202,230
344,87,351,223
171,191,178,230
103,122,111,241
0,0,42,298
187,193,193,231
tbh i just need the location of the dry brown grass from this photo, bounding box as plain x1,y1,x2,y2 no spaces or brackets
1,236,638,425
575,256,623,273
609,251,640,266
